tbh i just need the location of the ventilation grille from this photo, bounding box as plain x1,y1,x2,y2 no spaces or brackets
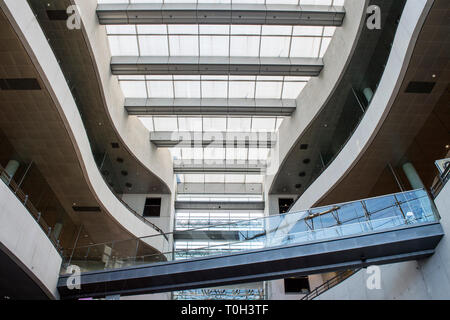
72,206,101,212
405,81,436,94
0,78,41,90
46,10,69,21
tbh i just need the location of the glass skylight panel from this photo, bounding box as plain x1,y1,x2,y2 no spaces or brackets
174,81,201,98
252,118,277,131
201,81,228,98
178,118,203,131
203,118,227,131
260,37,291,57
283,82,307,99
226,148,247,160
255,82,282,99
228,81,255,99
108,36,138,56
227,118,251,132
200,36,229,56
139,36,168,56
170,36,198,56
230,36,260,57
153,117,178,131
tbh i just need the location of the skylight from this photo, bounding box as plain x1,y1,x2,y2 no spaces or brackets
99,0,343,185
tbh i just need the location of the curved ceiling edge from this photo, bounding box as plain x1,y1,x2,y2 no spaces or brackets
73,0,174,194
266,0,369,194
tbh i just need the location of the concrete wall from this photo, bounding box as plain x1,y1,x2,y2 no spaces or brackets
316,181,450,300
0,181,62,299
0,0,168,252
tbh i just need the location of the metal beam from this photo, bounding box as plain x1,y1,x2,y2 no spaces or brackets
57,223,443,299
111,56,323,76
175,201,265,210
126,98,296,116
97,3,345,26
173,160,267,174
151,131,277,148
177,183,263,195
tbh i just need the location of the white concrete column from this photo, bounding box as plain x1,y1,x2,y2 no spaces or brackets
402,162,425,190
1,159,20,184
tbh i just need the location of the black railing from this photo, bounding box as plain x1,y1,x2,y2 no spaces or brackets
300,269,361,300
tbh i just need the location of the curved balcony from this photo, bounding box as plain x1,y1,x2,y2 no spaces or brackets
0,0,169,255
268,0,408,195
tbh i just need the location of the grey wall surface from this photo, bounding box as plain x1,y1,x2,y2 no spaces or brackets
316,182,450,300
122,193,173,234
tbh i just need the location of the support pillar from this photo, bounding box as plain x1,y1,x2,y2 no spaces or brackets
1,160,20,184
402,162,425,190
402,162,428,221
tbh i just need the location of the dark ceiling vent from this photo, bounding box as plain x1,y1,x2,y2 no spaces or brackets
0,78,41,90
72,206,101,212
295,184,302,189
121,170,128,176
405,81,436,94
303,158,311,164
300,144,309,150
111,142,120,149
46,10,69,21
125,183,132,188
116,157,124,163
299,171,306,177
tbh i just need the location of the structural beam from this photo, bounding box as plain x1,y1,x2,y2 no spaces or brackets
111,56,324,76
175,201,265,211
127,98,296,116
151,131,277,148
177,183,263,195
174,160,267,174
97,3,345,26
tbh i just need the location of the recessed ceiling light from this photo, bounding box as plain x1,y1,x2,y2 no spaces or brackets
446,144,450,149
303,159,311,164
432,74,436,78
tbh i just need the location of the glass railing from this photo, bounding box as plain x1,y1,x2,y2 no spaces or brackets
61,189,439,275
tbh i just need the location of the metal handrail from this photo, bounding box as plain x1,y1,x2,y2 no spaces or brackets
0,164,62,255
300,268,362,300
